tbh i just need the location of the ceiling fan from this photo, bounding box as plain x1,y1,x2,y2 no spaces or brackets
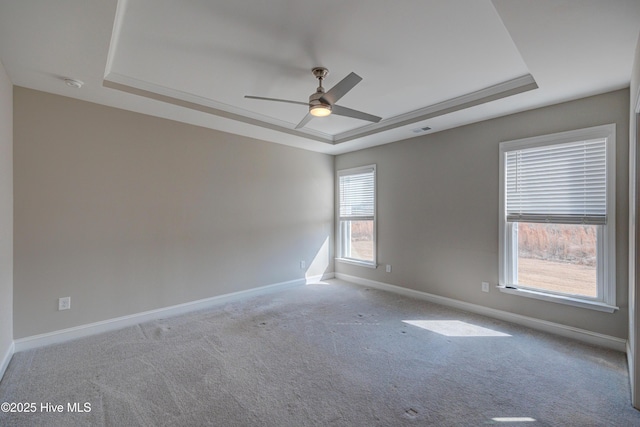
245,67,382,129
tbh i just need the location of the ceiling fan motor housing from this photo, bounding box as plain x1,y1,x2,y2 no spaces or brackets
309,91,328,106
309,91,332,116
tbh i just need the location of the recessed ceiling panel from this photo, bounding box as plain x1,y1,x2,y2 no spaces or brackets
105,0,532,138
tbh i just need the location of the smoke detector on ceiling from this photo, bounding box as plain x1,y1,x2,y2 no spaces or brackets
64,78,83,89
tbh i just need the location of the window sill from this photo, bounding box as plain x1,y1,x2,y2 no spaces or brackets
336,258,377,269
497,285,618,313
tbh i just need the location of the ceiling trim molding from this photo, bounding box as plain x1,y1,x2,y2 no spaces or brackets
103,0,128,77
104,71,538,147
103,72,335,144
333,74,538,144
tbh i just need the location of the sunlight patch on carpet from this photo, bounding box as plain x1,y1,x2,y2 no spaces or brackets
402,320,511,337
492,417,536,422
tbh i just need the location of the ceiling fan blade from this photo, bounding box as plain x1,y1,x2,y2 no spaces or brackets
320,72,362,105
332,105,381,123
244,95,309,107
295,112,314,129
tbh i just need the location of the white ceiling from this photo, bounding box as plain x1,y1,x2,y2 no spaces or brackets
0,0,639,155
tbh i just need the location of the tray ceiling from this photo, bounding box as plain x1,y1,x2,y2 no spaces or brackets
1,0,639,154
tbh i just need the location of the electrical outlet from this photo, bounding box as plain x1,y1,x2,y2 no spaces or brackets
481,282,490,293
300,260,306,269
58,297,71,311
386,264,392,273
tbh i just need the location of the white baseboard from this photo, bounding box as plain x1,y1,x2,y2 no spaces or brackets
336,273,627,352
306,272,335,283
0,341,15,381
14,276,315,353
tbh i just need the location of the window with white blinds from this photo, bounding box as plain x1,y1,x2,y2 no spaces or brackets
498,124,617,311
505,138,607,225
339,167,375,222
337,165,376,266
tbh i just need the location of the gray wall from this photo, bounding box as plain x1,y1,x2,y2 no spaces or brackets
0,62,13,364
8,84,633,343
13,87,334,338
336,89,630,339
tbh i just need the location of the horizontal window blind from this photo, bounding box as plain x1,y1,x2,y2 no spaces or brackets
505,138,607,224
339,167,375,221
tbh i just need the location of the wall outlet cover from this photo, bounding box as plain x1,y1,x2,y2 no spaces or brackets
58,297,71,311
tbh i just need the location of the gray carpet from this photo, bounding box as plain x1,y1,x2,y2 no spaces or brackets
0,279,638,426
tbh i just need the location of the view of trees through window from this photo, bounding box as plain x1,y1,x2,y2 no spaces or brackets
516,223,597,297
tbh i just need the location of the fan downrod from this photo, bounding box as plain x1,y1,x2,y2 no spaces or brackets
312,67,328,92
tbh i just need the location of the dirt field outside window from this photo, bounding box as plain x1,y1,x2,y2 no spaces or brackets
517,257,596,297
517,222,597,297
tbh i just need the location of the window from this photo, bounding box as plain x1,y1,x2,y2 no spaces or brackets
498,124,617,312
337,165,376,267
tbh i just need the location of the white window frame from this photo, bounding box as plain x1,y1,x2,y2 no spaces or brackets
498,124,617,313
336,164,377,268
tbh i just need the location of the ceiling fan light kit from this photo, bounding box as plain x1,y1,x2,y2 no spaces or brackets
310,104,332,117
245,66,381,129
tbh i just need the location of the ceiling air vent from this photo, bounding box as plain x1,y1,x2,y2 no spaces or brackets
412,126,431,134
